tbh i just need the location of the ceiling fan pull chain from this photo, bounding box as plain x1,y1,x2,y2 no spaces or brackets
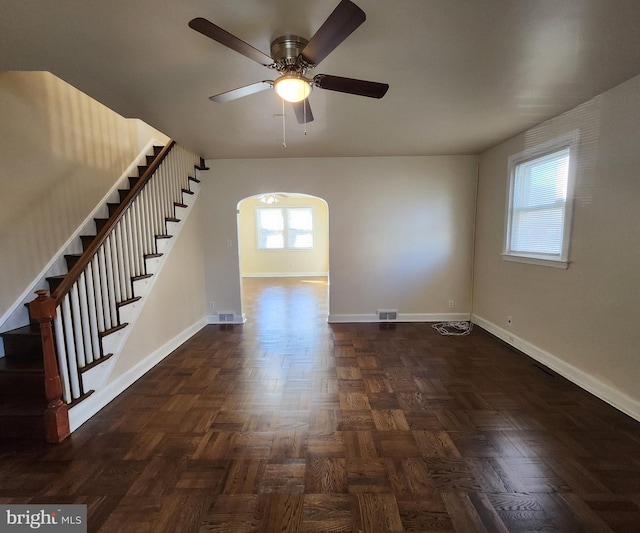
304,102,308,135
282,99,287,148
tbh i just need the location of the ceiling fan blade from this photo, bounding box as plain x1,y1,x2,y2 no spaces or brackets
189,17,273,66
314,74,389,98
301,0,366,66
209,81,273,103
292,99,314,124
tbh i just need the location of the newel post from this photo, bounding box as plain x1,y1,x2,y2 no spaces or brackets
29,290,70,443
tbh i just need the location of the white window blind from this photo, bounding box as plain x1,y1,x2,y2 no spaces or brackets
258,208,285,249
503,131,578,268
257,207,313,250
287,208,313,249
510,148,569,256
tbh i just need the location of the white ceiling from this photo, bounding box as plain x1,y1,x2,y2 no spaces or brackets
2,0,640,160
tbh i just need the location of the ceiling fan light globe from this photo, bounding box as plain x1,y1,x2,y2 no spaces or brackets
274,75,311,103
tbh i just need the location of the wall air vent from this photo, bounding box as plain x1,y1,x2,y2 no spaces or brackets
377,309,398,321
218,312,235,322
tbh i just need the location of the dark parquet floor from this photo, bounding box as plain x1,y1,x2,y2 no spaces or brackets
1,276,640,532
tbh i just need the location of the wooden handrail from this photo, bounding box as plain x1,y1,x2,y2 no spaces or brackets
52,140,176,305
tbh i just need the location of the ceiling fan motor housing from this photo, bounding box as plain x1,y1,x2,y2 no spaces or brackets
270,35,311,72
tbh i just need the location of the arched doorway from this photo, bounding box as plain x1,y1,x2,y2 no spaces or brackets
236,193,329,324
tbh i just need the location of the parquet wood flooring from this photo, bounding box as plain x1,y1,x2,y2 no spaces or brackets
2,276,640,531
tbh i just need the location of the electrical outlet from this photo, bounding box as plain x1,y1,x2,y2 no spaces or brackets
507,316,512,326
448,300,454,308
209,301,215,310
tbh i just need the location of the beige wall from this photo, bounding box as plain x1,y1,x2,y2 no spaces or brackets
238,194,329,277
201,156,478,320
473,74,640,417
0,71,169,320
109,199,206,381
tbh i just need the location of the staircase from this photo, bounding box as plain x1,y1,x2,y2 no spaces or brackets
0,141,206,442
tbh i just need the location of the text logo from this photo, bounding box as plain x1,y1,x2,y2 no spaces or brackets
0,505,86,532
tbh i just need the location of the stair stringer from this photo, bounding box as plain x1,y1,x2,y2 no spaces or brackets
0,139,166,354
69,182,202,432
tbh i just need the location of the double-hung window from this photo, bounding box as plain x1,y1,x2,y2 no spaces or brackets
257,207,313,250
503,131,579,268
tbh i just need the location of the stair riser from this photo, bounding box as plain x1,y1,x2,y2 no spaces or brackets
0,415,45,439
0,374,46,400
81,235,95,251
2,335,43,362
46,276,65,293
64,254,82,271
95,218,108,232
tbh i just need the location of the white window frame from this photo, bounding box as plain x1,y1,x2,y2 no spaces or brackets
256,206,314,250
502,130,580,269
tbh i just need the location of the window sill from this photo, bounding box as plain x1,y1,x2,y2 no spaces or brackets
501,253,569,269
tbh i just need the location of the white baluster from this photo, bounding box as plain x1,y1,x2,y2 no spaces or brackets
77,271,93,364
86,260,101,359
97,248,110,331
104,236,118,327
115,222,129,301
53,311,72,404
127,203,140,278
112,226,124,303
70,282,86,369
61,294,81,399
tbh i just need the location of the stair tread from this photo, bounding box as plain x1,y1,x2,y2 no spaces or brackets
0,394,47,415
118,297,142,307
0,356,44,373
68,389,94,408
1,324,41,337
79,354,113,374
100,323,128,337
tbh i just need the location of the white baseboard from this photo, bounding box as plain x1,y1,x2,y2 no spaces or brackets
68,318,206,432
328,312,471,324
471,313,640,422
242,272,329,278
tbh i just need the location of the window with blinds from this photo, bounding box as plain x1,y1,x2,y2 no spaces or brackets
257,207,313,250
503,132,579,268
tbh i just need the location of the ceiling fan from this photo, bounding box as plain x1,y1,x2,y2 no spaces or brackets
188,0,389,124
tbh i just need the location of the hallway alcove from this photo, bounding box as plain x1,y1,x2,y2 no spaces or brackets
236,193,329,326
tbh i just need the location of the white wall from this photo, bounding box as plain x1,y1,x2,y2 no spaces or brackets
0,71,169,320
473,74,640,419
201,156,478,322
108,199,207,381
239,194,329,277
